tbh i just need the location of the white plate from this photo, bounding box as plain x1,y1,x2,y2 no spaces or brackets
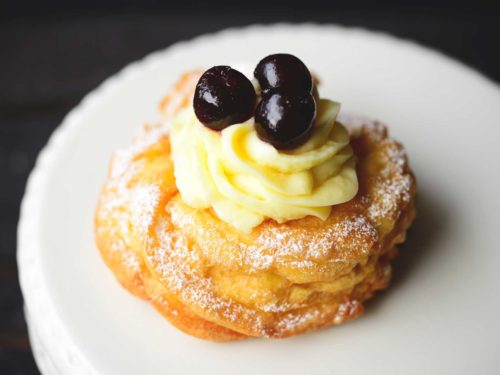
18,24,500,375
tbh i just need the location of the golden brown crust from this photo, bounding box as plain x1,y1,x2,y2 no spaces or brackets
94,72,416,341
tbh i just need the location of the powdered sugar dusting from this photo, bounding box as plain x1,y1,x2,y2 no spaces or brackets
97,110,415,337
245,215,378,270
368,176,411,220
100,124,168,241
276,309,323,332
129,184,160,239
367,141,412,223
148,217,266,334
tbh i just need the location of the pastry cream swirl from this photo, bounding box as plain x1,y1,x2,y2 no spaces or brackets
170,99,358,232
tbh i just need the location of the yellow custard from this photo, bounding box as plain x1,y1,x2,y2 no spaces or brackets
170,98,358,232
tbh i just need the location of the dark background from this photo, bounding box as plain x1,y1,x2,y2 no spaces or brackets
1,0,499,373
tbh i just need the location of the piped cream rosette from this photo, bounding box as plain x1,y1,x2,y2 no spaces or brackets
170,99,358,232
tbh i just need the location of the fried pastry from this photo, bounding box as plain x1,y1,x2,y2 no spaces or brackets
95,61,416,341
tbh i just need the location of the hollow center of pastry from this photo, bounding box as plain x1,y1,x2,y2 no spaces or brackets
169,98,358,232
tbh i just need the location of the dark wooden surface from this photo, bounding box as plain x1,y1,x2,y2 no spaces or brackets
1,4,499,374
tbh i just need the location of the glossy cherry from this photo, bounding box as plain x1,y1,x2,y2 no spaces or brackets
254,54,313,94
194,66,256,130
255,90,316,150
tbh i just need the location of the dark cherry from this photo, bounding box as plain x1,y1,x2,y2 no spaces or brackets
255,90,316,150
194,66,256,130
254,54,313,94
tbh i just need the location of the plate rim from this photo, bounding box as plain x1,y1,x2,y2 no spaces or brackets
16,22,500,374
